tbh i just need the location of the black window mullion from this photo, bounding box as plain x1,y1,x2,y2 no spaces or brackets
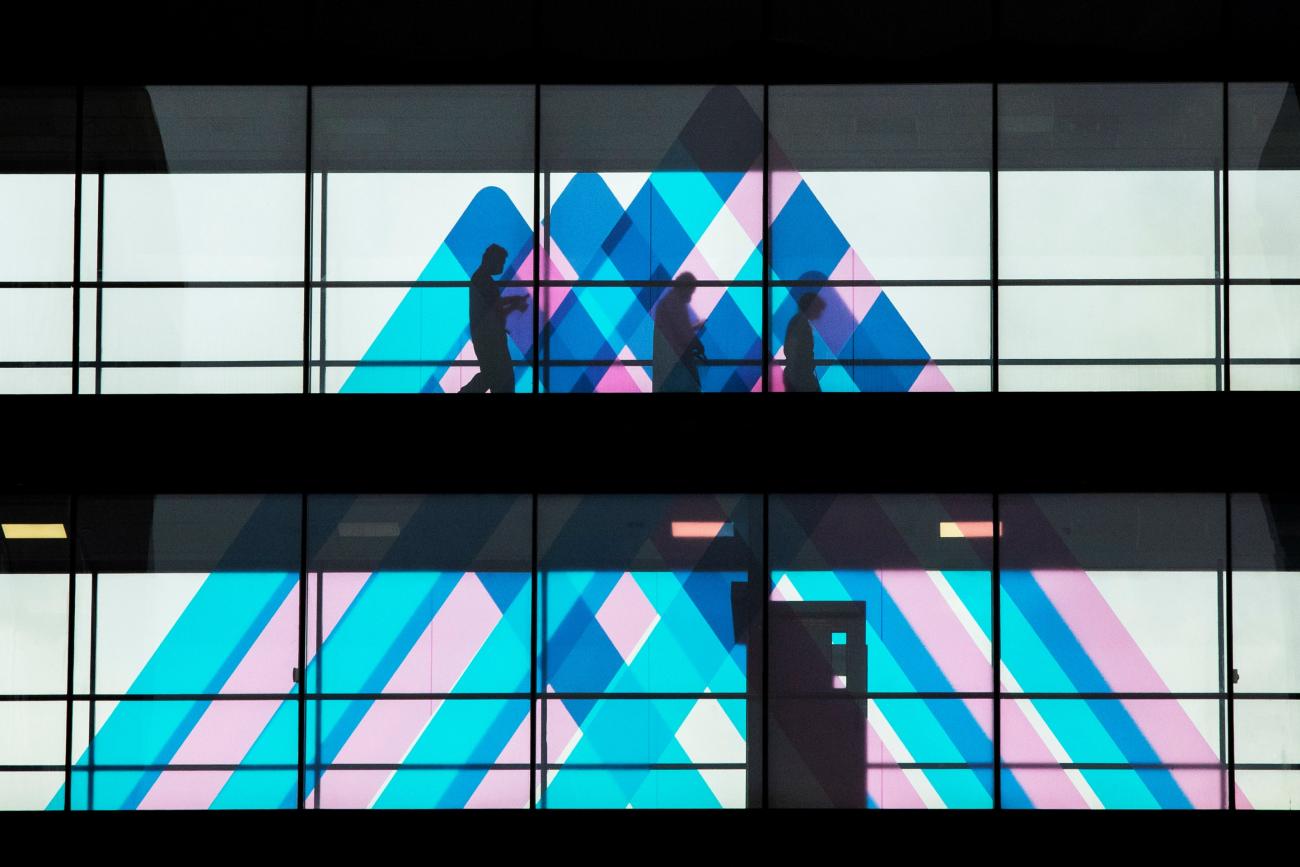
71,86,82,395
992,490,1002,809
991,82,1000,394
532,84,541,395
529,492,539,808
319,173,328,395
297,494,309,808
1225,490,1236,809
1222,81,1232,393
95,173,104,395
61,495,77,809
303,85,314,396
762,84,771,394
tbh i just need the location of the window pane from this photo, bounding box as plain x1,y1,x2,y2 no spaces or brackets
311,87,535,394
0,87,75,283
307,699,530,809
769,85,991,393
319,284,533,395
1229,82,1300,389
1000,284,1217,391
543,697,745,809
1,88,75,393
0,288,72,364
0,771,65,811
1000,698,1226,810
770,85,991,280
540,86,761,393
1001,494,1226,695
0,575,68,695
1231,494,1300,693
999,494,1228,810
70,699,296,811
999,84,1222,391
82,86,306,393
1235,699,1300,810
62,494,301,811
304,494,531,810
538,494,760,808
0,702,64,767
771,283,990,392
999,171,1217,280
1,494,70,696
543,284,761,393
0,175,73,283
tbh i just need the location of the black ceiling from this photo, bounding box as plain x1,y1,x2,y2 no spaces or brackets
3,1,1298,85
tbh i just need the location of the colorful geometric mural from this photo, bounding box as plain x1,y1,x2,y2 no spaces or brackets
331,85,954,393
38,561,1250,810
540,571,747,808
52,571,532,810
772,569,1247,809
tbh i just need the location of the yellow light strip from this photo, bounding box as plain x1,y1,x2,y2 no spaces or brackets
2,523,67,540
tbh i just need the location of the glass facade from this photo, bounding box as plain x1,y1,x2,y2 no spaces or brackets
4,82,1298,393
2,491,1294,810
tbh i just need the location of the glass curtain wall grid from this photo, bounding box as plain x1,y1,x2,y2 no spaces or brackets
2,492,1297,810
3,82,1299,393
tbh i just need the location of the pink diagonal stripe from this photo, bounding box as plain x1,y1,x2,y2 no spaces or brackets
140,578,300,809
866,716,926,809
466,712,532,809
1033,569,1250,809
877,570,990,693
724,166,764,247
319,573,504,807
1000,699,1090,809
595,362,647,394
909,362,955,393
312,572,372,660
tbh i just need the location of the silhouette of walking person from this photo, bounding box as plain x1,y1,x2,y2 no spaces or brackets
652,272,706,393
783,286,827,392
461,243,527,393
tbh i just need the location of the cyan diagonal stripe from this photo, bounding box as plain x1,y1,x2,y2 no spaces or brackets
51,571,297,811
1000,570,1192,809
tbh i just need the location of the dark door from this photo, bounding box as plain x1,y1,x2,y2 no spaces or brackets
768,601,867,808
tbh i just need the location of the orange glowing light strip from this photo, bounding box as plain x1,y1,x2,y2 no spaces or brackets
671,521,733,539
939,521,1003,539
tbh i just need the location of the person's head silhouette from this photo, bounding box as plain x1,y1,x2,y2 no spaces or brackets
481,243,508,276
796,271,828,321
673,271,699,301
796,290,827,321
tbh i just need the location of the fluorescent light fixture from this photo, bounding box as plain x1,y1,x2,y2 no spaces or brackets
939,521,1003,539
338,521,401,538
2,523,67,540
671,521,734,539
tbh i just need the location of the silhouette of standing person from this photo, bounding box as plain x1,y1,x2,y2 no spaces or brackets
783,289,827,392
652,272,705,393
461,243,527,393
